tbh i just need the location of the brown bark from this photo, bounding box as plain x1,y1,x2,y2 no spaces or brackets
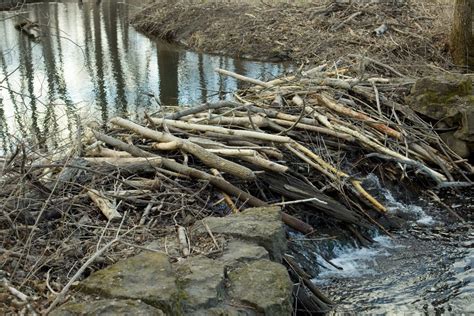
451,0,474,69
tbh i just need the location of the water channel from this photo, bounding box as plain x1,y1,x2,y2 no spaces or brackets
0,0,289,151
0,1,472,315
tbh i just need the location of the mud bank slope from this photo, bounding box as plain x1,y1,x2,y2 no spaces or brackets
132,0,452,74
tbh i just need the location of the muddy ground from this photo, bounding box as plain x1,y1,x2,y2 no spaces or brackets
132,0,455,76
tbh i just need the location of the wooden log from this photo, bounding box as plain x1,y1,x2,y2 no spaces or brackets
86,146,132,158
164,100,241,120
215,68,272,88
314,94,403,139
150,117,292,143
109,118,255,180
177,226,190,257
87,189,121,221
241,155,289,173
211,168,238,213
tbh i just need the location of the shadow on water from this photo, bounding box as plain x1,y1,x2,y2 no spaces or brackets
0,0,290,151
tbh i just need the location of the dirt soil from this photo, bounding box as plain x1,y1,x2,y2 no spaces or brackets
132,0,454,76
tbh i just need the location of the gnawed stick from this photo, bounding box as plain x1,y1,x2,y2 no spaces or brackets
241,155,289,173
290,142,387,213
314,93,402,139
150,117,292,143
215,68,272,88
87,189,121,221
109,117,255,180
177,226,190,257
165,100,242,120
211,168,238,213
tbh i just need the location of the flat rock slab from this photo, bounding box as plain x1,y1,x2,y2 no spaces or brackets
193,206,286,261
228,259,293,316
219,240,269,266
174,256,225,312
78,252,180,313
50,299,164,316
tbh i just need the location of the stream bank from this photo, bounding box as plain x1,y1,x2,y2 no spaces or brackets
132,0,452,75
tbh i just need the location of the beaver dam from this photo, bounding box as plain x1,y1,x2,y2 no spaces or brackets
1,58,473,314
1,0,473,315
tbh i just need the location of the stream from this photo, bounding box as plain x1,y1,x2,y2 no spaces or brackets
0,1,473,315
0,0,289,150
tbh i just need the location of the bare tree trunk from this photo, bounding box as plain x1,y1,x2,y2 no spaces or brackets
451,0,474,70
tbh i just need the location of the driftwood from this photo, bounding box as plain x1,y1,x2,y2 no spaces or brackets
87,189,121,221
93,131,314,234
109,117,255,180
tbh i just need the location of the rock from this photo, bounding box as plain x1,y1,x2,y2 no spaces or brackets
219,240,269,266
454,106,474,143
406,75,472,121
51,299,164,316
228,259,293,316
78,252,181,313
174,256,225,312
193,206,286,261
190,307,253,316
440,132,470,158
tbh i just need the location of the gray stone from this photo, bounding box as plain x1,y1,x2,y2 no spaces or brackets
228,260,293,316
220,240,269,266
190,307,256,315
406,75,472,121
454,105,474,143
440,131,471,158
174,256,225,312
51,299,164,316
193,206,286,261
78,252,181,314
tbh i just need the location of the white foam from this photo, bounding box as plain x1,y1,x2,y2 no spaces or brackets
364,174,436,225
314,236,395,281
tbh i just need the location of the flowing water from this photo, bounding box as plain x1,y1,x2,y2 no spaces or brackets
309,176,473,315
0,0,289,151
1,1,473,315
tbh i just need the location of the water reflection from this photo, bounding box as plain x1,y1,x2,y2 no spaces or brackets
0,0,290,152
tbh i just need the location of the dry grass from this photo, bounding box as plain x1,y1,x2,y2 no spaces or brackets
132,0,457,75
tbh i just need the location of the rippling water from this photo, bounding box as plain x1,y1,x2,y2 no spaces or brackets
0,0,289,151
310,179,473,314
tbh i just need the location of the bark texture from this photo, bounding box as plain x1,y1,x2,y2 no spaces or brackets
451,0,474,69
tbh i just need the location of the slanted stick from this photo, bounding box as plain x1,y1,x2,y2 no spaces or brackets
211,168,238,213
291,142,387,214
87,189,121,221
314,94,402,140
93,131,313,233
150,117,292,143
109,117,255,180
164,100,241,120
215,68,272,88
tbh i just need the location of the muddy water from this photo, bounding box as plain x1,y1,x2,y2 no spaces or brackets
0,0,289,151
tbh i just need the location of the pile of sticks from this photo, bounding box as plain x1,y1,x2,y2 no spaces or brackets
80,64,472,234
1,62,472,314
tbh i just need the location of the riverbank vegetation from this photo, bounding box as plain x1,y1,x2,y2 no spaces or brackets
132,0,454,75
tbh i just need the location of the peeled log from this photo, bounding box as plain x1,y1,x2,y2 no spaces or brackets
109,117,255,180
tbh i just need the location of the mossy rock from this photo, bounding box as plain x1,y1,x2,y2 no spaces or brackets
78,252,181,314
192,206,286,262
228,259,293,316
51,299,164,316
406,75,472,121
174,256,226,312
